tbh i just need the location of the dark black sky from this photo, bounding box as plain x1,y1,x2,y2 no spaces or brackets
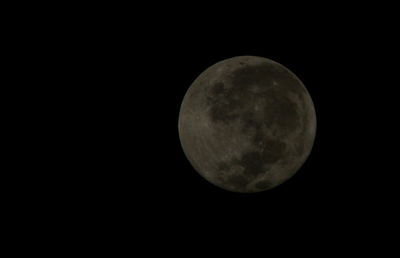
26,5,397,251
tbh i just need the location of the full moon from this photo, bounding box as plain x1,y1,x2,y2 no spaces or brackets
178,56,316,193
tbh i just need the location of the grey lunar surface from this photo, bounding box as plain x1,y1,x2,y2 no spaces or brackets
178,56,316,193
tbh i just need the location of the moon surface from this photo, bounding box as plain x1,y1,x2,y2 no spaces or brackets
178,56,316,193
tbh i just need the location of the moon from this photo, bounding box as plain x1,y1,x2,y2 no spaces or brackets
178,56,316,193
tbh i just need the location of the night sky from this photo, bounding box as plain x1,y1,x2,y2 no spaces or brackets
24,5,396,252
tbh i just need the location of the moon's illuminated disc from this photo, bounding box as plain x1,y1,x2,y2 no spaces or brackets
178,56,316,193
